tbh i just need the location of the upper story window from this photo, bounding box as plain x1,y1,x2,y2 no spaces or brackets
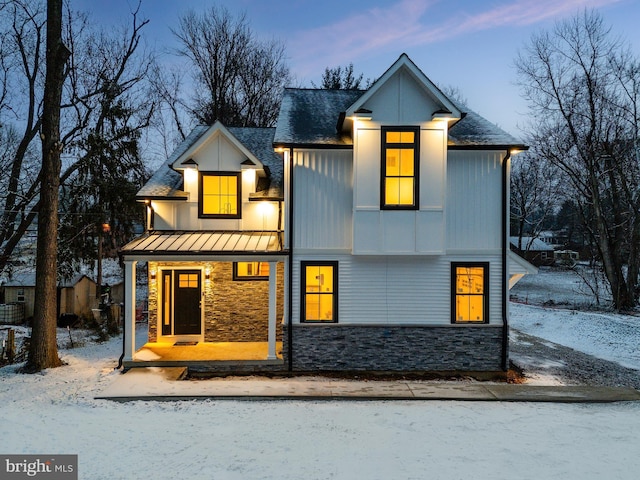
199,172,241,218
381,127,419,210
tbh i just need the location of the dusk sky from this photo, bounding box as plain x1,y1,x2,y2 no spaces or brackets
75,0,640,137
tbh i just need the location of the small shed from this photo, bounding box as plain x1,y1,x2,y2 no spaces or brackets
1,273,99,324
2,273,36,321
59,274,99,319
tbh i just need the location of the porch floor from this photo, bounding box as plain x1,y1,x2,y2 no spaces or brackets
134,341,284,362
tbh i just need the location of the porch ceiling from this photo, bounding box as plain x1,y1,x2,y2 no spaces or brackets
121,230,285,258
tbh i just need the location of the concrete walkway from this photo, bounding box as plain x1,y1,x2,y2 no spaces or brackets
95,367,640,403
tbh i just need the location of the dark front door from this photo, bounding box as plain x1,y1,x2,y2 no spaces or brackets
173,270,202,335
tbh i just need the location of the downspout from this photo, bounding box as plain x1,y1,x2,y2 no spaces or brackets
287,147,294,372
501,150,511,372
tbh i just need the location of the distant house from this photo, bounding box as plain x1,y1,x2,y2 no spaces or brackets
510,236,555,267
121,54,530,376
1,273,98,324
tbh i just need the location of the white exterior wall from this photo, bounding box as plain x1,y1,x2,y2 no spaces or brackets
292,149,353,250
291,253,503,326
446,150,504,251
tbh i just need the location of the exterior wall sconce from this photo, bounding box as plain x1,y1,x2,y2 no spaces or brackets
181,158,198,169
353,108,373,121
431,109,453,121
205,268,211,281
150,267,157,282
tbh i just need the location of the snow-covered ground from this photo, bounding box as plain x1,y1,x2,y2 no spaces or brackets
1,267,639,479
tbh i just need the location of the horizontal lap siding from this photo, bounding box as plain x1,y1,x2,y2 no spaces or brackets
292,253,503,326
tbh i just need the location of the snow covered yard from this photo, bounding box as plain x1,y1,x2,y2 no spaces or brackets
1,266,639,479
1,338,639,480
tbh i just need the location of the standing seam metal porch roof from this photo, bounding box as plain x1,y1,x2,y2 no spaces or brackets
120,231,285,256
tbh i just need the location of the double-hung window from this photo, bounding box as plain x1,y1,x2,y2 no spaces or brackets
199,172,241,218
381,127,419,209
301,262,338,323
451,262,489,323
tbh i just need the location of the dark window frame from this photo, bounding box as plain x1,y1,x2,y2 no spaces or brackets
232,261,269,281
301,261,338,323
198,171,242,219
380,126,420,210
450,262,490,324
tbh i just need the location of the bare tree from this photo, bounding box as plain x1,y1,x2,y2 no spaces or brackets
313,63,370,90
0,1,154,277
24,0,69,372
172,6,291,127
516,10,640,310
510,151,559,250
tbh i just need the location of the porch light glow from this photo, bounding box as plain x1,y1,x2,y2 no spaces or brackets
205,267,211,281
150,267,157,282
352,108,372,121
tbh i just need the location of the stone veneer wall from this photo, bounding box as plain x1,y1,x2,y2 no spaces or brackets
204,262,284,342
282,324,505,372
147,261,284,343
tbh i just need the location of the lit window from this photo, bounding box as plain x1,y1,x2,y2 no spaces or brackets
178,273,198,288
233,261,269,281
452,263,488,323
381,127,418,209
302,262,338,322
199,172,241,218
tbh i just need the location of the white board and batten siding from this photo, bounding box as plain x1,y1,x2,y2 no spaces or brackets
292,149,353,251
446,150,504,252
291,253,504,326
151,131,279,232
353,126,446,254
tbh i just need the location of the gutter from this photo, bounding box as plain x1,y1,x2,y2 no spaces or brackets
501,150,511,372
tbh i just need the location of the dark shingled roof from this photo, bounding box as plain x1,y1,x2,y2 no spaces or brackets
136,126,208,200
274,88,364,146
137,126,283,201
448,101,524,148
227,127,283,199
273,88,525,149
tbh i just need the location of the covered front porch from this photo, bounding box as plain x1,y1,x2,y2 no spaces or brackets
120,230,288,370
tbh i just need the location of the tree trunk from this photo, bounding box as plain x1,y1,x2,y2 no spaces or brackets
24,0,69,373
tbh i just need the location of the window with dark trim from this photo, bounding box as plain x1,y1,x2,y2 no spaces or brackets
451,262,489,324
301,261,338,323
381,126,419,209
233,261,269,281
199,172,241,218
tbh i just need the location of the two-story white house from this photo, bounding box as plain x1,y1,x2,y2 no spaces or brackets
121,54,528,376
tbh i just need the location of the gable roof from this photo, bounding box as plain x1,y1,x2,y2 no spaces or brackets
137,126,283,201
345,53,462,120
274,54,526,150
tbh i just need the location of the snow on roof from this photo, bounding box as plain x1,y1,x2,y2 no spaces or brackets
510,236,555,251
448,101,524,148
274,88,525,148
273,88,363,146
136,126,210,200
137,126,283,201
2,273,95,287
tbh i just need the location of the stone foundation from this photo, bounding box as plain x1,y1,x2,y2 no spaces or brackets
283,324,505,372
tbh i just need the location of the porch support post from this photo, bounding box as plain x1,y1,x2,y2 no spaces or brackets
267,261,277,359
124,260,137,362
